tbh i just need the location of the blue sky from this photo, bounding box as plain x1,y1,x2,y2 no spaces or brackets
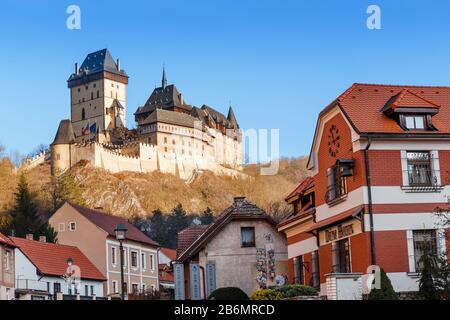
1,0,450,159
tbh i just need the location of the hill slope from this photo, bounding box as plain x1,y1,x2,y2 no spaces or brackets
0,157,308,219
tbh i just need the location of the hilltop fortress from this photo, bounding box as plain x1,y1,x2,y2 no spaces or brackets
51,49,243,180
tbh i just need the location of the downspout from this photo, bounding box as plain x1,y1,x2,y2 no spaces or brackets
364,137,377,265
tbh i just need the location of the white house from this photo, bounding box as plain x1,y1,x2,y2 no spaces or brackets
12,235,106,300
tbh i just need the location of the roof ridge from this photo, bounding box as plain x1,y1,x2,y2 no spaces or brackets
11,236,81,250
353,82,450,89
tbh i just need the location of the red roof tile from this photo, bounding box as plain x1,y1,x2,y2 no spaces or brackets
11,237,106,281
327,83,450,134
0,233,17,248
176,225,209,258
285,177,314,202
160,247,176,261
66,202,158,247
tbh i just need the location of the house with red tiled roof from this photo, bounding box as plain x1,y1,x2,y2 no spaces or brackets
158,247,176,293
0,232,16,300
278,83,450,299
12,235,105,300
49,202,160,297
175,197,287,299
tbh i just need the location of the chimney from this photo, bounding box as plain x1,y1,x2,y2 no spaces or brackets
26,234,34,240
180,93,183,105
39,236,47,243
116,59,120,71
233,196,246,204
75,62,79,75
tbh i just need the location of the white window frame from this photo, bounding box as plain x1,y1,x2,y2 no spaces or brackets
141,252,146,271
58,223,65,232
131,250,138,269
69,221,76,231
5,250,10,271
111,247,117,266
131,283,139,294
149,254,155,271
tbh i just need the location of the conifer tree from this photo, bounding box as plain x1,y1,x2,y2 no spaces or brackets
367,268,398,300
9,174,57,242
200,207,214,225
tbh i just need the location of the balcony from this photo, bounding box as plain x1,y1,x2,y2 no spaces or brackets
325,183,347,206
402,168,443,193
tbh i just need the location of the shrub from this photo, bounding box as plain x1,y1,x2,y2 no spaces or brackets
208,287,249,300
277,284,317,297
250,289,284,300
368,268,398,300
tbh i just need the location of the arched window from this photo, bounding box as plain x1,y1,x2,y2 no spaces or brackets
81,108,86,120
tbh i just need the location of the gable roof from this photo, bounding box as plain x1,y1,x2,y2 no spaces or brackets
176,197,277,262
65,202,159,247
380,89,440,114
325,83,450,135
0,233,16,248
11,237,106,281
285,176,314,203
176,225,209,258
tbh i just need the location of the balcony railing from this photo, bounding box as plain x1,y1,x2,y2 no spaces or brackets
16,279,50,293
403,168,443,193
325,183,347,205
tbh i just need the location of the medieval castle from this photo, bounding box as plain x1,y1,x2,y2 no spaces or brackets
50,49,243,180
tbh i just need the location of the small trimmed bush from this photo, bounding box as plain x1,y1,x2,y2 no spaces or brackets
250,289,284,300
208,287,249,300
277,284,318,297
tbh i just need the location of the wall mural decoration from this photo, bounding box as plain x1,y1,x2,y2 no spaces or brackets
255,233,277,288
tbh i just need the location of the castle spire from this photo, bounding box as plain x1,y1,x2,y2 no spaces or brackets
162,65,167,89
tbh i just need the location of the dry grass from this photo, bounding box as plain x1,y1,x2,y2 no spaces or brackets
0,157,309,219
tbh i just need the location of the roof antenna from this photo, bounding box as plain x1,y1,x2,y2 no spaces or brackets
162,64,167,89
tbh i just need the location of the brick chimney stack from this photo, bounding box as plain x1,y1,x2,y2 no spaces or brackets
26,234,33,240
39,236,47,243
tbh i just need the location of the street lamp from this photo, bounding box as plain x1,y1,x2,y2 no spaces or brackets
115,223,127,300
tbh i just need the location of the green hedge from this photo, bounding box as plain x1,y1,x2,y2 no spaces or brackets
251,284,318,300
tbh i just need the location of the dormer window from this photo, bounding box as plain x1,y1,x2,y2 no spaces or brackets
405,115,425,130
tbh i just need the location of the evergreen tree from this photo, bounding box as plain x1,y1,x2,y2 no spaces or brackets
150,208,168,246
418,249,439,300
368,268,398,300
200,207,214,225
9,174,57,242
166,204,190,248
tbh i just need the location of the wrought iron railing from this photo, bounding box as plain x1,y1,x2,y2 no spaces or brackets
325,183,347,204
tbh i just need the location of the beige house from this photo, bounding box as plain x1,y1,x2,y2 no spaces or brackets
176,197,288,298
0,233,15,300
49,202,159,297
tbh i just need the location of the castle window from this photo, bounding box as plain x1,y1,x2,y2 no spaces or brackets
111,91,113,98
164,137,167,143
111,83,114,87
56,154,60,160
85,85,88,90
81,108,86,120
91,92,94,100
164,147,167,152
77,88,80,92
93,83,96,88
97,90,99,98
172,140,176,145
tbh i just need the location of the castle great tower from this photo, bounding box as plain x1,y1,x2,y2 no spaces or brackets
67,49,128,143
